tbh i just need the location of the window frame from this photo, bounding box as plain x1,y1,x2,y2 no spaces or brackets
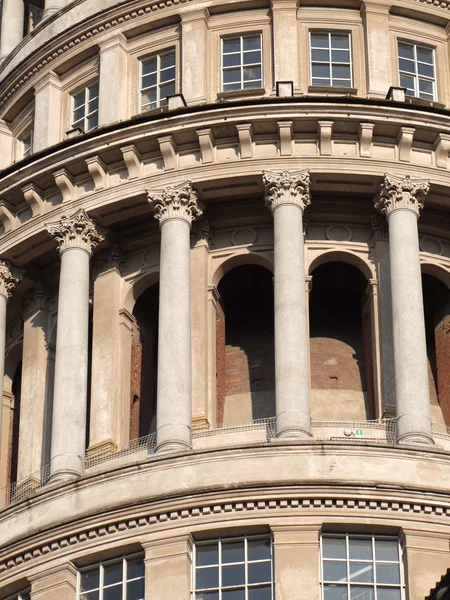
309,30,353,89
193,533,275,599
220,32,264,93
19,129,33,159
320,533,406,600
139,48,176,113
397,40,436,102
71,81,99,133
76,551,145,600
4,591,31,600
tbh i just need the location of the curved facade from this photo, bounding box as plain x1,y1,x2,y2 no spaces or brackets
1,0,450,599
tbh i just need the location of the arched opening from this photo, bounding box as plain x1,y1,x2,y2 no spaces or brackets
8,361,22,486
309,261,375,420
422,273,450,426
217,264,275,424
130,284,159,439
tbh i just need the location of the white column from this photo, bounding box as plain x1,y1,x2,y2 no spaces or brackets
43,0,67,20
34,72,62,152
148,182,203,452
45,210,104,481
375,174,433,444
98,34,128,126
0,263,21,485
263,170,312,438
0,0,25,61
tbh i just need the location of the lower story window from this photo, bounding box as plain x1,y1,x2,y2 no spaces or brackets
77,553,145,600
194,534,274,599
321,534,404,599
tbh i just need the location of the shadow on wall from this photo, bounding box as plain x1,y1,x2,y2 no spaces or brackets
217,265,275,424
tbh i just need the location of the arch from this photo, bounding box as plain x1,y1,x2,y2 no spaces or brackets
420,262,450,291
212,251,273,288
123,269,160,314
308,250,373,281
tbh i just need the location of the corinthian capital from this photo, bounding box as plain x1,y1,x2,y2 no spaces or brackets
375,174,430,217
45,209,105,255
0,260,22,299
263,169,311,213
147,181,204,228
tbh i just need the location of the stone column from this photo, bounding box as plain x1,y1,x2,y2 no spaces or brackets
148,182,203,452
0,261,21,483
17,284,53,482
362,0,392,98
34,72,62,152
43,0,67,20
271,0,300,92
272,525,321,600
0,0,25,61
143,534,193,600
45,209,104,481
375,174,433,444
180,8,209,105
263,170,312,438
29,563,77,600
98,34,128,126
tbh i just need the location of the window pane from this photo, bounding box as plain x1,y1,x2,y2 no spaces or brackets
311,49,329,62
127,557,145,580
332,65,351,79
103,585,122,600
88,83,99,99
223,82,241,91
197,545,219,565
223,38,241,54
160,52,175,70
223,53,241,67
73,91,85,110
398,42,414,60
311,33,329,48
312,64,330,78
376,563,400,585
312,79,331,86
375,540,399,563
142,88,157,106
349,562,374,584
73,106,85,123
243,66,261,81
196,567,219,589
222,540,245,563
86,114,98,131
243,51,261,65
417,62,433,77
400,74,415,92
350,586,375,600
333,80,352,87
331,50,350,63
323,561,347,582
88,97,98,113
248,538,271,561
142,58,157,75
196,594,219,600
417,46,433,64
243,80,261,88
80,592,99,600
127,578,145,600
80,569,100,592
331,34,349,49
223,68,241,84
349,539,372,561
248,561,271,584
160,82,175,100
419,78,433,95
222,564,245,587
243,36,260,51
323,538,347,559
248,586,272,600
160,66,175,83
104,562,123,586
399,58,415,74
377,589,402,600
142,73,157,89
323,585,348,600
222,590,245,600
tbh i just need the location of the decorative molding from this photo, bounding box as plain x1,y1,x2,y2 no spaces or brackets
263,169,311,213
325,224,353,242
370,215,389,242
22,282,54,318
147,182,203,228
45,209,106,255
278,121,293,157
85,156,107,191
197,129,215,164
230,227,258,246
359,123,374,158
0,260,22,299
375,174,430,217
92,244,126,276
318,121,333,156
191,220,213,248
236,124,253,159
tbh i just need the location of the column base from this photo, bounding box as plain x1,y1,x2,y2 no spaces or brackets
275,427,313,440
156,441,191,454
397,432,435,446
47,471,81,485
275,411,312,440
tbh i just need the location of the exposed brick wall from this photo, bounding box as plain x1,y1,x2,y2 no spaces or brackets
434,310,450,425
215,301,226,424
129,333,143,440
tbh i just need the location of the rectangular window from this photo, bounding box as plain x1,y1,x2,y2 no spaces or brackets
310,31,353,88
194,534,274,599
141,50,176,112
20,130,33,159
398,41,436,101
320,534,404,600
72,82,99,132
5,591,30,600
77,553,145,600
221,34,263,92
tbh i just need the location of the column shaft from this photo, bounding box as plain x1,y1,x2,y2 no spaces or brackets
0,0,25,60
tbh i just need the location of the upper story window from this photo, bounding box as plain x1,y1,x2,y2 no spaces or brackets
321,534,404,599
20,130,33,159
5,591,30,600
140,49,176,112
398,41,436,102
77,553,145,600
194,534,274,599
310,31,353,88
72,82,99,132
221,34,263,92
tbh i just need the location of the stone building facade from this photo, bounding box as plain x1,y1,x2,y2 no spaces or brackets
1,0,450,598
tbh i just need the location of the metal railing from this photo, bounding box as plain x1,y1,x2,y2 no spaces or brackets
84,432,157,471
0,463,50,510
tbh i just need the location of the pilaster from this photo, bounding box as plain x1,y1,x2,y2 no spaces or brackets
271,0,300,91
29,562,77,599
0,120,13,171
34,72,62,152
98,34,129,125
362,0,392,99
143,534,193,600
180,8,209,105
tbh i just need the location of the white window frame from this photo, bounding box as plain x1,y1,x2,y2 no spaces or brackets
19,129,33,159
76,552,145,600
140,48,176,112
320,533,406,600
309,30,353,88
398,40,436,101
220,33,263,92
71,81,99,133
193,534,274,599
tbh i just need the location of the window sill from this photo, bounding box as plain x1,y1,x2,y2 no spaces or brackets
405,95,445,110
217,88,266,101
308,85,358,95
